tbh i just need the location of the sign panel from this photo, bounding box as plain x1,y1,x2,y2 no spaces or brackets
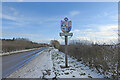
60,32,73,36
61,21,72,33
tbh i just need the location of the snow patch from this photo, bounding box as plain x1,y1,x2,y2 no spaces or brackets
8,47,105,78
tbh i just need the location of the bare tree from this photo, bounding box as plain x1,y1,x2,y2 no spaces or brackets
50,40,60,49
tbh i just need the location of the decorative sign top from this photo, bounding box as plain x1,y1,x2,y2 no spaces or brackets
64,17,68,21
61,17,72,33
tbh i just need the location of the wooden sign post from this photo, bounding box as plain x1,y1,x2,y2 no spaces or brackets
59,17,73,68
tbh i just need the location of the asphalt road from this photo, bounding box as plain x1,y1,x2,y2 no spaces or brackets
2,47,49,78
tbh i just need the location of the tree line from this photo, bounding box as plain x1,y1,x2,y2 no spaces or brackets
2,38,49,53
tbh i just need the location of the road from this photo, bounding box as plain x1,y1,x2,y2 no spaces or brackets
2,47,49,78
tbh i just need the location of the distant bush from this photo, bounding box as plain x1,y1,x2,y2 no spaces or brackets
2,38,49,53
59,40,119,78
50,40,60,49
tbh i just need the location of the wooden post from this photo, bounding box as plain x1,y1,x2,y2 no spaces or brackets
60,17,73,68
65,36,68,67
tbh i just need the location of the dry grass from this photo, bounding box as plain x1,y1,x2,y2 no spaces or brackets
59,40,119,78
2,38,49,53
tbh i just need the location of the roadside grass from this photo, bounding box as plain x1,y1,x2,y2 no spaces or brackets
59,40,119,78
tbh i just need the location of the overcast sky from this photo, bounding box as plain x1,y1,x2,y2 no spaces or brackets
2,2,118,44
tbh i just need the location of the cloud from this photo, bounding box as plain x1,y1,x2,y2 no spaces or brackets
2,6,25,20
98,24,118,34
2,14,31,27
84,29,93,31
2,7,32,27
72,29,80,33
70,11,80,17
71,24,118,44
2,7,23,23
111,15,118,21
73,29,93,33
2,14,17,21
103,12,109,16
10,7,19,16
2,32,41,38
75,36,91,41
2,7,62,27
93,11,118,22
2,7,22,21
73,36,118,44
87,24,118,36
18,0,24,2
88,25,118,43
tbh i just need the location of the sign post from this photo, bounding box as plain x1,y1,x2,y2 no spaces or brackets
59,17,73,68
65,36,68,67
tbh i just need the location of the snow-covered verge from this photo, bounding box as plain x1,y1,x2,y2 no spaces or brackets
51,49,105,78
8,47,105,78
1,48,41,56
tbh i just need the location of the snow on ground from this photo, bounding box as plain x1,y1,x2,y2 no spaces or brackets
51,49,105,78
8,48,55,78
8,47,105,78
